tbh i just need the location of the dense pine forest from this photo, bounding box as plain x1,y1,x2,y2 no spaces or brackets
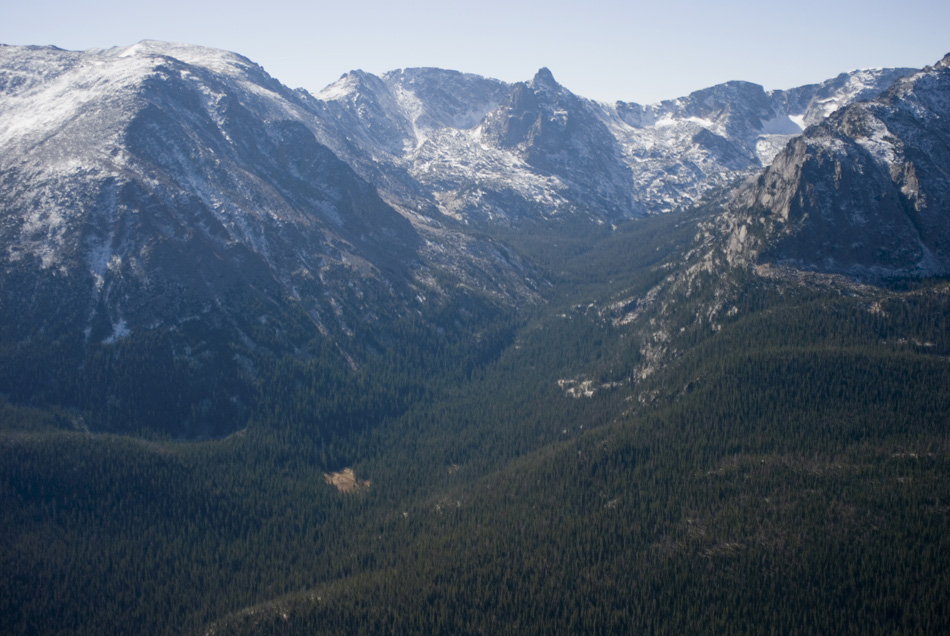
2,207,949,635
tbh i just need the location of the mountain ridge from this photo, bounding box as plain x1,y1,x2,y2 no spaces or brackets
304,56,912,220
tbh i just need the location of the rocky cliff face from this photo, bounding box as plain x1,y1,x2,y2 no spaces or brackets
726,55,950,278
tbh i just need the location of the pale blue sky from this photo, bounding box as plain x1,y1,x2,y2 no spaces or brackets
3,0,948,103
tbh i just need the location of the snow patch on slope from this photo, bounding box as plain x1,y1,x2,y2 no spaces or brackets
390,83,429,150
852,112,899,166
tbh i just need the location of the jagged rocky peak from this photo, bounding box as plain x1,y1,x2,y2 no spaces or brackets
532,66,558,88
319,68,386,99
481,66,588,148
474,63,640,219
678,81,778,140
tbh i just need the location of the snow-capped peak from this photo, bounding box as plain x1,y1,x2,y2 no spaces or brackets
316,69,377,101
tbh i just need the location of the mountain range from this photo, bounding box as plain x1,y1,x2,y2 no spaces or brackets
1,42,941,434
308,58,913,221
2,41,950,636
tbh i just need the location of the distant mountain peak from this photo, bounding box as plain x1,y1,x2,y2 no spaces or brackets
532,67,558,88
317,69,389,102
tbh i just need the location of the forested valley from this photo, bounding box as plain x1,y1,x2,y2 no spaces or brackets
2,207,949,635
